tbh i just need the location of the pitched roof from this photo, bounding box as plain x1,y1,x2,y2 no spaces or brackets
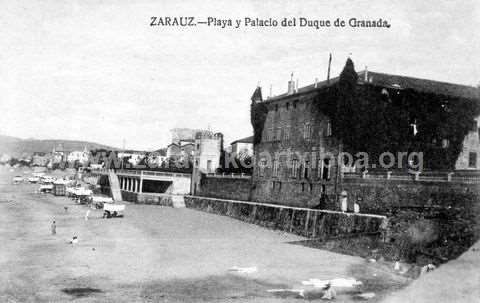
266,70,479,102
231,136,253,145
358,71,479,99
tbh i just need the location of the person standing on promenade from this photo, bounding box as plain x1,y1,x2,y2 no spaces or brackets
51,220,56,235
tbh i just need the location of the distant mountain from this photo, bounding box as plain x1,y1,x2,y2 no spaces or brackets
0,135,118,157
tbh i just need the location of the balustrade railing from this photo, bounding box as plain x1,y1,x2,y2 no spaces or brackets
343,171,480,184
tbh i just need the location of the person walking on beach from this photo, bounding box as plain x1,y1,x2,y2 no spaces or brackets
51,220,56,235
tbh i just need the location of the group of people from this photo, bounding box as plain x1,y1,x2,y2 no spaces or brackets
50,205,90,244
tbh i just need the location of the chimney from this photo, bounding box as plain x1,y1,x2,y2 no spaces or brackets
296,79,299,92
364,66,368,82
314,77,318,88
287,73,295,95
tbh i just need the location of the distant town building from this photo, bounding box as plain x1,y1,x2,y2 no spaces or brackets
166,141,195,162
230,136,254,158
51,143,65,165
32,152,49,167
147,149,167,167
191,131,224,194
166,128,216,168
118,151,146,166
67,146,90,165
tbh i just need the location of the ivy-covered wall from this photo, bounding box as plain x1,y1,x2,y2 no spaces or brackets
250,102,268,145
342,179,480,262
315,59,480,169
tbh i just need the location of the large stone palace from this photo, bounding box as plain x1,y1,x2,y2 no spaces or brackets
250,61,480,208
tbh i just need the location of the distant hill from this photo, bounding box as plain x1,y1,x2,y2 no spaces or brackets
0,135,118,157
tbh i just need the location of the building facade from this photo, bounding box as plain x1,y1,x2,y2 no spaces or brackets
250,80,341,208
67,146,90,165
455,116,480,170
250,67,480,208
230,136,254,158
191,131,223,194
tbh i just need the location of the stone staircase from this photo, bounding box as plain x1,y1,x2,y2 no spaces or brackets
171,195,186,208
108,170,123,202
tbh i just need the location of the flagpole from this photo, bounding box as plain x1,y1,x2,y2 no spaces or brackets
327,53,332,84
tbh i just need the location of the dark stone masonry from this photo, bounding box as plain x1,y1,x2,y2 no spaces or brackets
197,176,251,201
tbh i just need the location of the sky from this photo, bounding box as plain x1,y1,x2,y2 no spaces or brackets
0,0,479,150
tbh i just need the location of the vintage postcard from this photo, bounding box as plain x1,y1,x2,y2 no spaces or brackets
0,1,479,302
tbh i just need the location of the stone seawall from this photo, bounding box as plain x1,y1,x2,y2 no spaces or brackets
341,179,480,262
185,196,386,239
342,178,480,214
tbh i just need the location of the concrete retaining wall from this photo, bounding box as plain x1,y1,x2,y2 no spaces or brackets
185,196,386,239
121,191,173,207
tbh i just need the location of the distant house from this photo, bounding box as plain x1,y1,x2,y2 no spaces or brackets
118,150,146,166
67,146,89,165
51,143,65,164
32,152,49,167
230,136,254,158
166,143,180,159
147,149,167,167
191,131,224,194
166,141,195,162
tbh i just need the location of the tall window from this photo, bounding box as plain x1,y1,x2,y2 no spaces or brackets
268,127,274,141
276,127,282,141
290,159,299,178
283,125,290,141
317,159,323,178
320,158,331,180
259,159,267,177
304,122,312,140
326,120,332,137
304,160,310,179
272,160,279,177
469,152,477,168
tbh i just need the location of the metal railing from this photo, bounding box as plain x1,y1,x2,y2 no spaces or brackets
117,169,191,178
343,171,480,184
89,168,191,178
205,172,252,179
